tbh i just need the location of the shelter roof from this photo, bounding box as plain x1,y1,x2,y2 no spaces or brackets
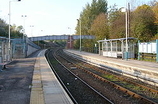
97,37,136,43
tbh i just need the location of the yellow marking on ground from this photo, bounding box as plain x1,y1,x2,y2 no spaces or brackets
30,58,45,104
30,87,44,104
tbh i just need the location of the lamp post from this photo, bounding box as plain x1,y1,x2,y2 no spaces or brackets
8,1,11,61
125,1,130,60
30,25,34,37
77,19,81,52
8,0,21,61
21,15,27,40
121,1,129,60
125,3,128,60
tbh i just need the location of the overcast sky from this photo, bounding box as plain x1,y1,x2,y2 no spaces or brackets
0,0,152,37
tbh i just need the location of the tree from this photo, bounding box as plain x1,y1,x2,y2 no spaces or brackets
73,39,80,49
0,19,8,37
152,2,158,24
76,4,92,35
152,1,158,39
131,4,156,41
90,13,109,40
0,18,24,39
108,5,126,39
10,24,23,38
75,0,108,35
17,25,23,33
75,0,108,52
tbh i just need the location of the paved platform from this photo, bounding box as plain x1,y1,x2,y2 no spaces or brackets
30,50,74,104
0,49,73,104
64,49,158,85
0,51,39,104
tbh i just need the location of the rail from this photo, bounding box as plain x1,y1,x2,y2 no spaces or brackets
46,48,114,104
62,49,158,104
45,49,78,104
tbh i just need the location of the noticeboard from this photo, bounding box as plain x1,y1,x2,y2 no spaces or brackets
139,42,156,53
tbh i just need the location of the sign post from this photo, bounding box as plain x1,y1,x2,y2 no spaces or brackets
156,39,158,63
138,40,140,60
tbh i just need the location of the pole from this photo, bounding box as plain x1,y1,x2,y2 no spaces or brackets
128,3,130,37
125,1,128,60
30,25,34,37
156,39,158,63
98,42,101,55
22,15,27,40
68,27,71,49
138,40,140,60
79,19,81,52
8,1,11,62
8,0,21,61
77,19,82,51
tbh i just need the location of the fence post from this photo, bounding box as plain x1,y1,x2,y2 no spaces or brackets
138,40,140,60
156,39,158,63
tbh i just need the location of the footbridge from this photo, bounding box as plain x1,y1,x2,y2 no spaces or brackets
29,35,95,41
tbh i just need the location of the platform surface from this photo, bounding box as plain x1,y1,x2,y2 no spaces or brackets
30,50,74,104
0,53,38,104
65,49,158,73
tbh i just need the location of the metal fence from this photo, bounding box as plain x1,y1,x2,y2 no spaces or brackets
0,37,10,63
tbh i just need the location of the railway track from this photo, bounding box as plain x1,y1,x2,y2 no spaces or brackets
45,48,113,104
55,49,158,104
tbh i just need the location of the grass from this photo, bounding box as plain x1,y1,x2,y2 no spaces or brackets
102,74,118,81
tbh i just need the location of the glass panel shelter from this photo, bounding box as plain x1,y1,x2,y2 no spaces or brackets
97,37,137,59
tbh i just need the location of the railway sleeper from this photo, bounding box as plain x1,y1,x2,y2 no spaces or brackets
81,60,158,99
82,67,157,104
61,51,158,104
89,64,158,95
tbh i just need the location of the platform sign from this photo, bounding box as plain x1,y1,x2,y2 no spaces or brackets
139,42,156,53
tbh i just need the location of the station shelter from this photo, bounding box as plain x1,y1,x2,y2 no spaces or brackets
97,37,137,59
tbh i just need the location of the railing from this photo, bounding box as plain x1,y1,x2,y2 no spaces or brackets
138,53,156,62
80,47,99,54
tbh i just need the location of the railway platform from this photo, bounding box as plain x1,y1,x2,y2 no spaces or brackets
0,50,39,104
0,49,73,104
64,49,158,86
30,50,73,104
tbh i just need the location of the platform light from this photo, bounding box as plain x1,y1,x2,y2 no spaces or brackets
68,27,72,49
121,1,130,60
21,15,27,40
8,0,21,61
77,19,81,52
